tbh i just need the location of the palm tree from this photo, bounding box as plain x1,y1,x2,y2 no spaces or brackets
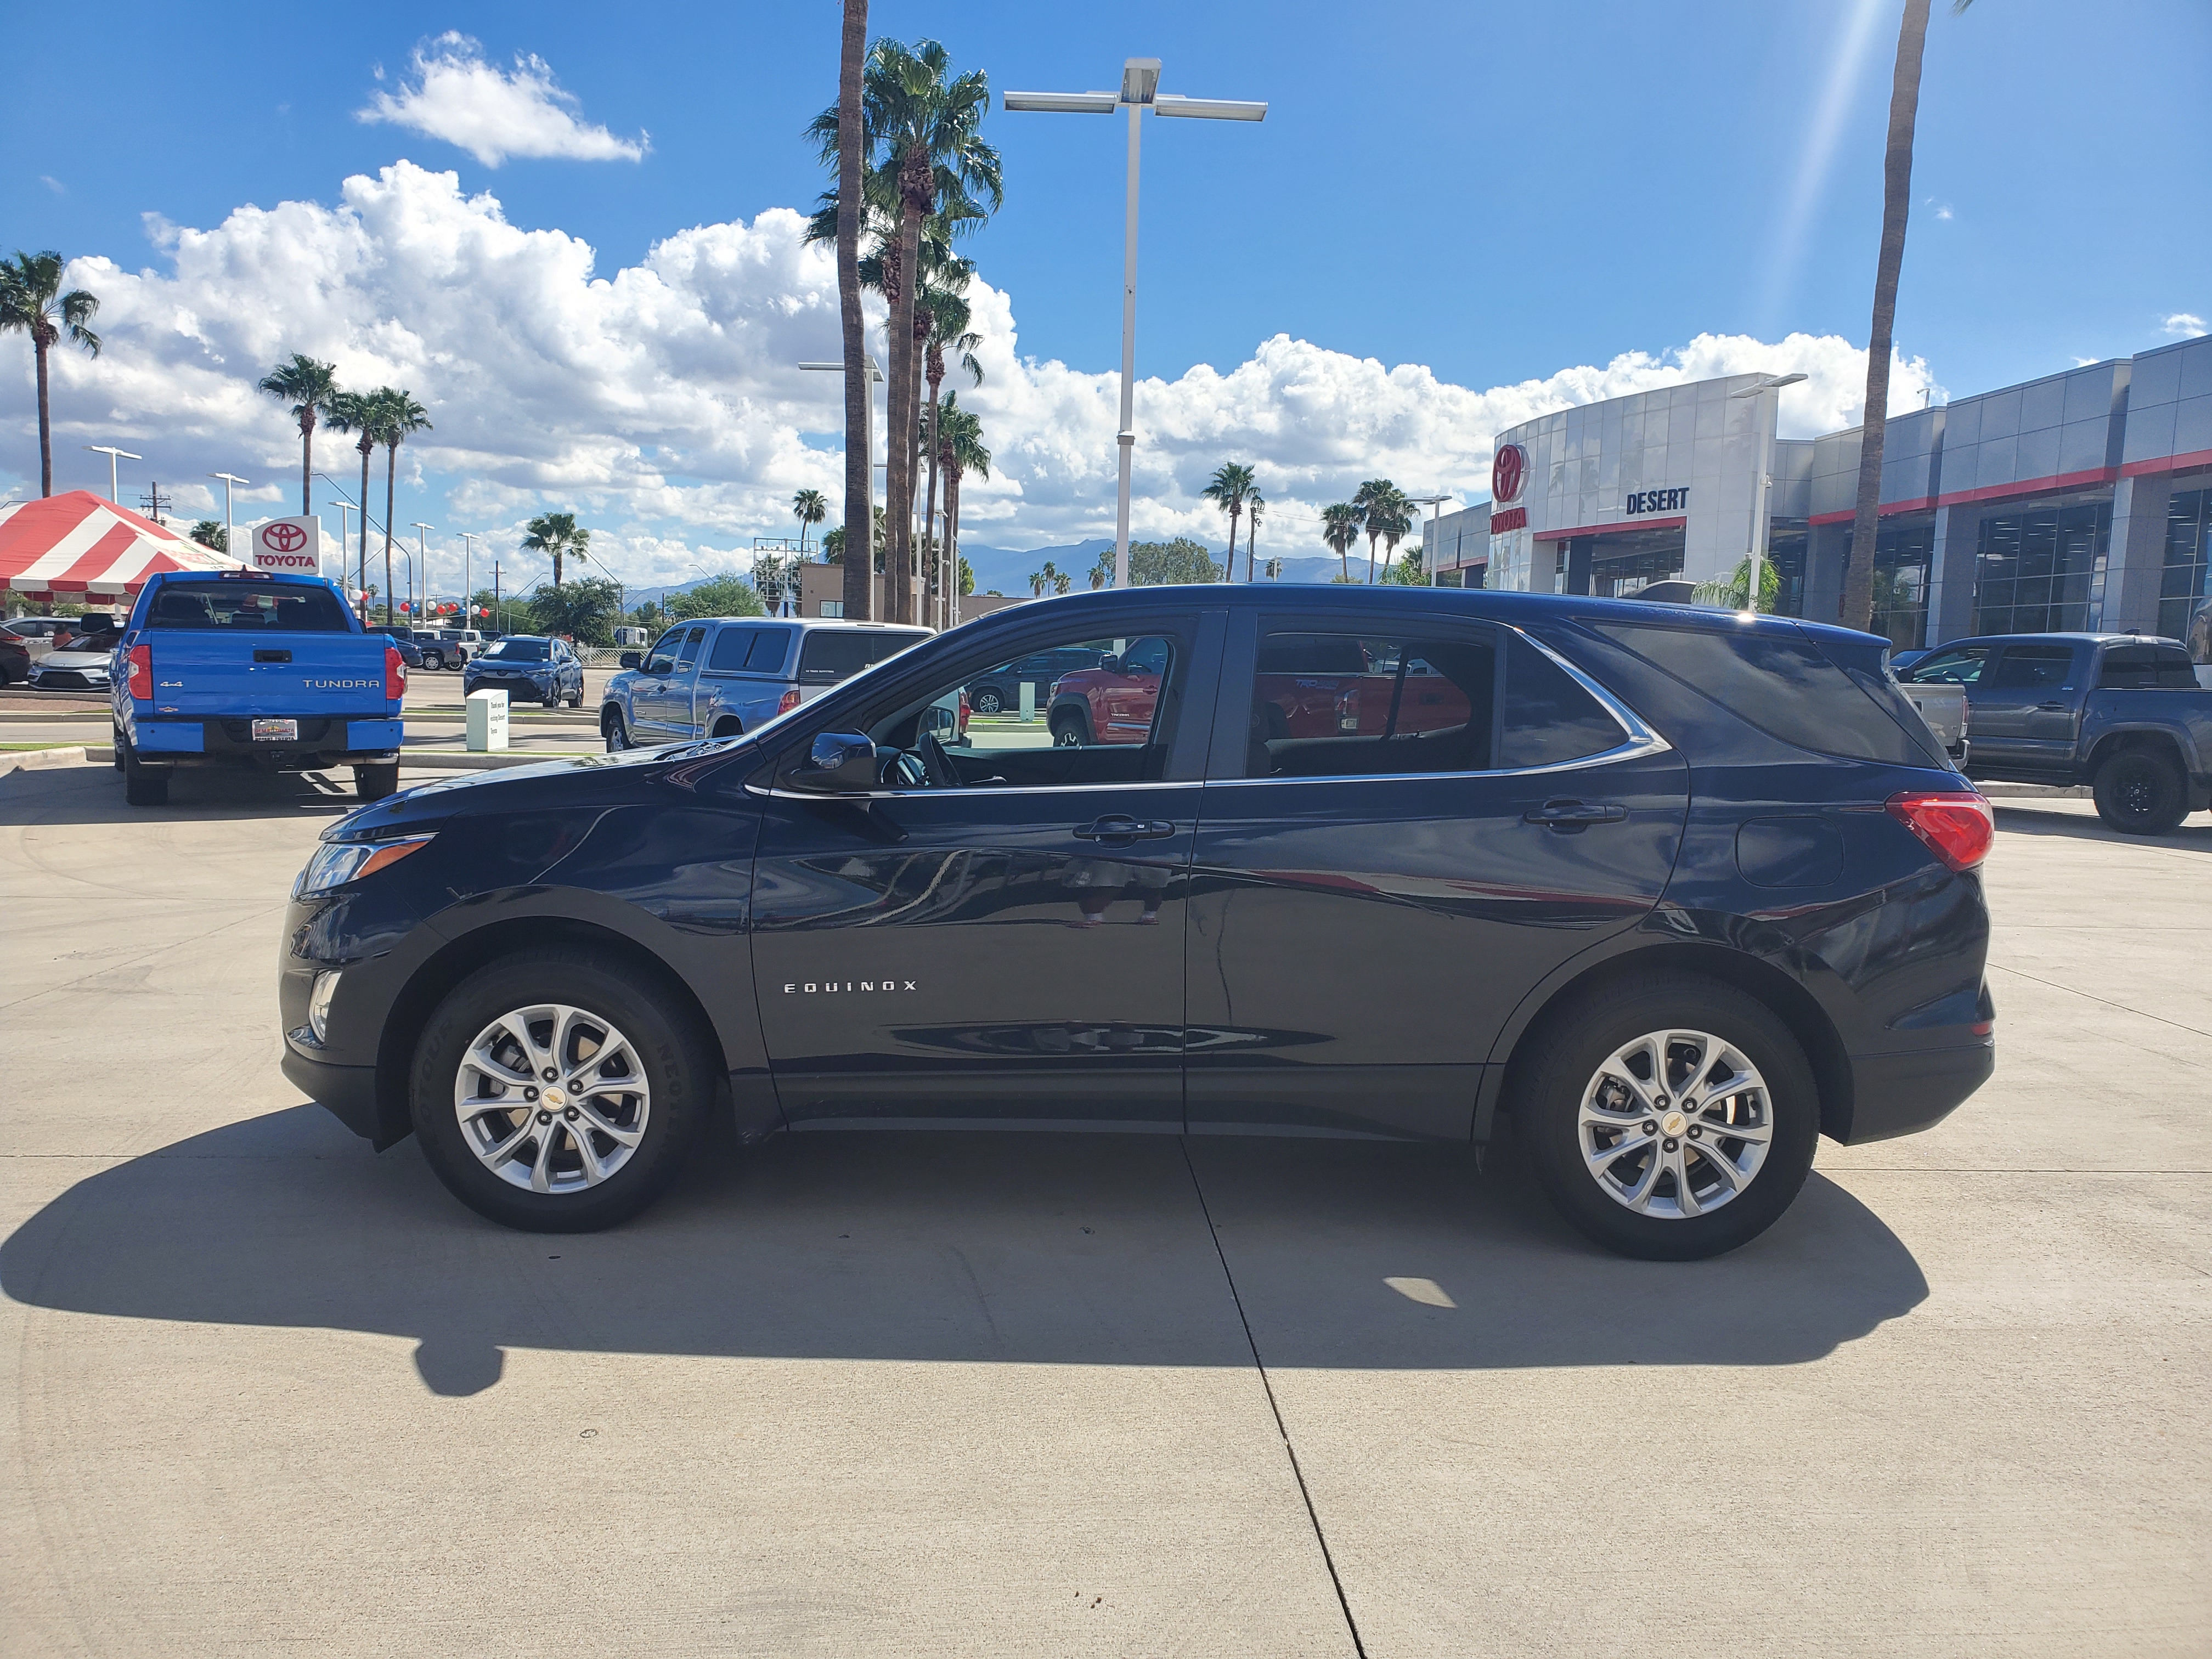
918,274,983,622
522,512,590,591
257,354,342,515
0,252,101,498
793,487,828,555
1200,462,1257,583
1844,0,1974,630
324,390,381,619
1351,479,1411,585
1378,499,1414,581
1052,566,1073,596
1243,492,1266,583
1321,502,1363,584
938,397,990,619
831,0,872,620
1028,569,1045,598
812,40,1001,625
1090,550,1112,591
371,390,431,626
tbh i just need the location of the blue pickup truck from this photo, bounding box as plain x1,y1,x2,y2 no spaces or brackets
600,616,929,749
110,569,407,806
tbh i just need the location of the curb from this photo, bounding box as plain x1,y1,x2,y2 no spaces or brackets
74,746,598,771
0,747,98,780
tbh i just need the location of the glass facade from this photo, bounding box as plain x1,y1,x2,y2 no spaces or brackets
1971,502,2109,636
2158,488,2211,647
1870,524,1932,650
1767,533,1807,619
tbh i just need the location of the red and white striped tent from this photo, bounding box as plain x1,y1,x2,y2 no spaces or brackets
0,490,244,603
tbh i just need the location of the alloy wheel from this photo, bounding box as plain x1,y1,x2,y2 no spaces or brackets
1576,1028,1771,1218
453,1002,652,1194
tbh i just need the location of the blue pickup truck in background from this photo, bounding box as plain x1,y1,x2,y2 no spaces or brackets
110,569,407,807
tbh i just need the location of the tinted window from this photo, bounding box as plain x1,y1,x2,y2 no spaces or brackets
481,637,550,661
707,627,761,672
1987,645,2076,690
1590,618,1940,766
1245,632,1494,778
1500,638,1626,768
745,629,791,673
2097,645,2198,690
798,628,927,685
144,579,350,631
1901,645,1993,684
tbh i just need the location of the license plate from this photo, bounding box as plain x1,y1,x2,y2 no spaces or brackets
252,719,298,742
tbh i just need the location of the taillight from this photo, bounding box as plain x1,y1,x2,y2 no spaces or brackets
127,644,151,701
385,646,407,702
1887,790,1993,872
777,688,800,715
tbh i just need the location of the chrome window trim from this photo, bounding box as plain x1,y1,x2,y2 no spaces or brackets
748,775,1193,803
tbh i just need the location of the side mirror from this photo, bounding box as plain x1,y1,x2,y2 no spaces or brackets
1098,655,1121,675
790,731,881,793
617,651,642,669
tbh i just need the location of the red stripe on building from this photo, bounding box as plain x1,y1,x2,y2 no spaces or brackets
2118,448,2212,479
1531,515,1685,541
1807,496,1938,526
1934,466,2117,508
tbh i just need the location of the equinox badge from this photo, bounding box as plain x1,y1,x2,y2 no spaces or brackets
784,980,919,994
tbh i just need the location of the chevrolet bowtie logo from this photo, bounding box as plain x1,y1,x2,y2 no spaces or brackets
783,980,919,994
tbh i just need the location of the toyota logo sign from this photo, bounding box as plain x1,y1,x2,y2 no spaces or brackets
1491,443,1528,506
263,522,307,553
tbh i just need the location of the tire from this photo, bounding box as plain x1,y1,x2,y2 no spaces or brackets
424,650,445,672
2092,747,2188,834
567,687,585,709
541,688,560,709
408,947,714,1232
111,725,125,771
354,762,400,800
603,708,630,753
121,735,169,806
1515,973,1819,1261
1049,709,1087,747
710,719,743,741
972,686,1003,715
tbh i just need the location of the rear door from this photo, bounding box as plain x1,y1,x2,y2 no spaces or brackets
1186,613,1689,1141
1971,642,2084,769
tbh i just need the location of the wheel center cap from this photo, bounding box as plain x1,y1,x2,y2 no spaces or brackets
1661,1110,1688,1137
544,1087,566,1107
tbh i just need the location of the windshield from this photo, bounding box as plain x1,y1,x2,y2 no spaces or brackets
481,637,550,661
144,579,351,631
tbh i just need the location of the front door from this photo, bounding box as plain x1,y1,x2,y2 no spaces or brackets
751,608,1221,1128
633,625,707,736
1186,618,1689,1140
1968,641,2083,771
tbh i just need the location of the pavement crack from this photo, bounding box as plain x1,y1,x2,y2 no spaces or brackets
1180,1139,1368,1659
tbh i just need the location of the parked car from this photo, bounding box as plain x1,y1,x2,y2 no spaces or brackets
966,645,1106,717
600,617,929,750
1898,631,2212,832
111,570,406,805
6,616,72,651
279,585,1993,1260
26,627,121,691
462,635,585,709
0,624,36,685
407,629,461,670
1891,677,1967,764
385,633,425,670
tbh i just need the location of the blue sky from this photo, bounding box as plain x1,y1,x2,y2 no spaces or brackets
3,0,2205,590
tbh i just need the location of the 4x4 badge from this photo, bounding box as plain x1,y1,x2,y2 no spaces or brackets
784,980,919,994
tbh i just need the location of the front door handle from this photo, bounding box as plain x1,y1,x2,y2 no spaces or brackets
1524,799,1628,832
2035,701,2069,711
1074,815,1175,842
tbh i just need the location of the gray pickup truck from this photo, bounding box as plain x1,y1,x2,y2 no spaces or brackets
1898,632,2212,832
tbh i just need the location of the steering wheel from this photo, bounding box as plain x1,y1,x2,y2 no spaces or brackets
916,732,961,789
883,747,927,788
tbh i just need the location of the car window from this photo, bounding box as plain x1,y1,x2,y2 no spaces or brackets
798,628,928,685
1902,645,1993,684
675,627,706,668
706,626,760,672
2097,645,2198,690
1986,645,2076,691
1244,631,1494,778
1500,638,1628,768
144,579,351,631
744,628,792,673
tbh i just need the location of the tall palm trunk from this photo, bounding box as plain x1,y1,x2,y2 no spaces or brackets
1366,531,1382,585
382,445,398,628
32,330,53,496
922,354,944,628
299,411,316,515
1843,0,1931,631
836,0,872,621
1245,515,1258,584
357,437,374,622
885,147,931,624
1225,506,1240,583
945,465,962,622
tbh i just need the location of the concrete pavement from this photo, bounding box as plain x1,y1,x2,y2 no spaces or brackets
0,765,2204,1656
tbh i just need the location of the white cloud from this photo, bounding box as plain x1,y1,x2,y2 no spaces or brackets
0,163,1939,591
2163,312,2207,338
357,34,647,167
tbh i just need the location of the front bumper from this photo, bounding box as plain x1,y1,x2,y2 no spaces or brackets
280,1045,396,1146
467,676,554,702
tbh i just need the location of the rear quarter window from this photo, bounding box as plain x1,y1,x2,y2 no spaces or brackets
799,629,927,685
1587,618,1946,768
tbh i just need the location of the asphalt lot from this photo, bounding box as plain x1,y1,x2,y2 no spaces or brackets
1,761,2205,1657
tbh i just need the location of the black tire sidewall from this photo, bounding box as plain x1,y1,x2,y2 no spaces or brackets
1519,976,1820,1260
2094,751,2186,834
409,951,710,1232
603,710,627,752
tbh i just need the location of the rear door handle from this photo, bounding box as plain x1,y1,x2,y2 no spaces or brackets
1074,815,1175,842
1524,799,1628,831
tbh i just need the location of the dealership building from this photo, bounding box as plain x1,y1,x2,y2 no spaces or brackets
1423,331,2212,652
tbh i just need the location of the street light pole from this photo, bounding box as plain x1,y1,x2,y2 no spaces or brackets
209,472,250,559
411,523,434,624
1005,61,1267,591
84,445,142,504
459,532,478,625
1408,494,1452,587
332,503,354,580
1729,373,1808,613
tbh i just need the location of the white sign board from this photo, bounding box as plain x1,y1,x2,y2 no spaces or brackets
250,517,323,574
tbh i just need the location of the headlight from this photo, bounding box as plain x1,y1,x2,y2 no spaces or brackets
294,833,435,898
307,970,341,1042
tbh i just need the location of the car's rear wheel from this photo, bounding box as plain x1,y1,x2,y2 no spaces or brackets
121,733,169,806
409,948,713,1231
354,761,399,800
110,725,125,771
424,650,445,671
603,708,630,752
2092,748,2188,834
972,686,1003,715
1516,974,1819,1260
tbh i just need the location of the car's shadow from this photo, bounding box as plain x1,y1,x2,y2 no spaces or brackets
1992,801,2212,850
1,1109,1927,1396
0,763,362,826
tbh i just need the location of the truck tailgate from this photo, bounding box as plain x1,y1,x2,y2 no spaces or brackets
143,634,393,719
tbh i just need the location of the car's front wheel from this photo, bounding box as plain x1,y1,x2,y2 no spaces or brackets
2092,748,2188,834
603,708,630,752
409,949,713,1231
1517,974,1819,1260
354,761,400,800
1049,709,1088,747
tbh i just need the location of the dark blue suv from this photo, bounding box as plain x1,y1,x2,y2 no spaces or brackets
275,586,1994,1259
